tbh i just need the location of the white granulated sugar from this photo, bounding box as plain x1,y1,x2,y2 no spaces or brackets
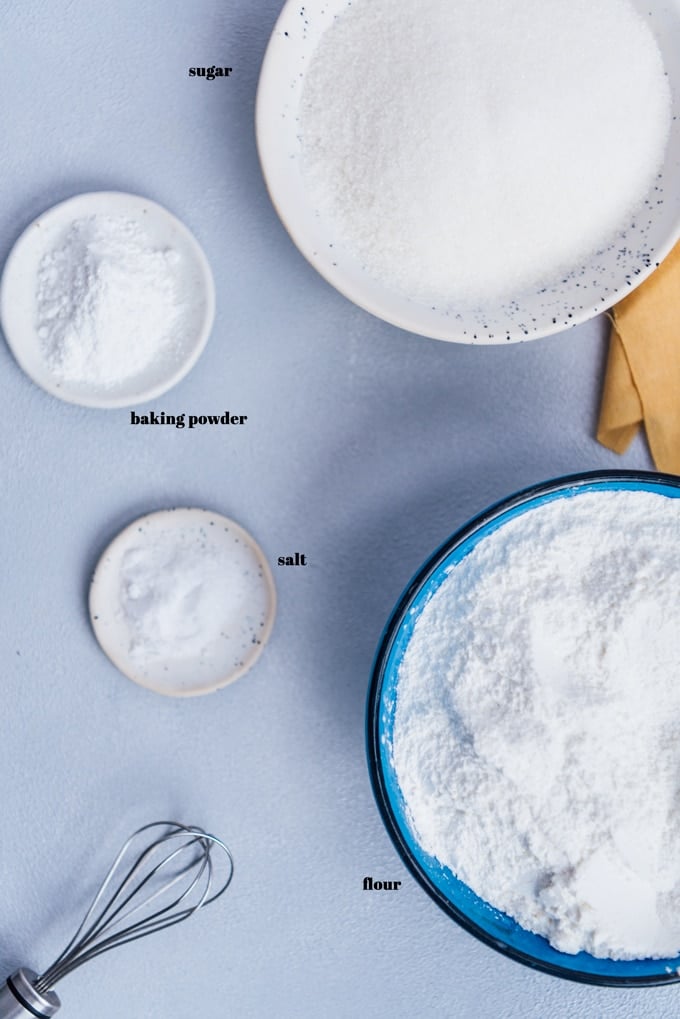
119,529,266,664
36,216,188,388
300,0,672,305
392,489,680,960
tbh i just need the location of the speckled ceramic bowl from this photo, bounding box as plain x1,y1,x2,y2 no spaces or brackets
367,470,680,984
257,0,680,343
89,508,276,697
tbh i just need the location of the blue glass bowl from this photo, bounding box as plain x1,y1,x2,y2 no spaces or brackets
367,470,680,985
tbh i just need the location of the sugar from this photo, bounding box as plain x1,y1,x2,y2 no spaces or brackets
300,0,672,306
391,489,680,959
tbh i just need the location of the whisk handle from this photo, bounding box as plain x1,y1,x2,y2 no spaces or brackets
0,970,60,1018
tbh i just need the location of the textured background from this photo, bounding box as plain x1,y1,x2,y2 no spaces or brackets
0,2,674,1017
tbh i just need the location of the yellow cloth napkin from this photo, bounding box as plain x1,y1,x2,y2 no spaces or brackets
597,241,680,473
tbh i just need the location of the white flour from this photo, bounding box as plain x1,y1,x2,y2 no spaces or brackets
392,489,680,959
300,0,672,305
36,215,188,388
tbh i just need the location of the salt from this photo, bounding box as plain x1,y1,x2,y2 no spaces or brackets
300,0,672,305
392,489,680,960
36,215,189,388
119,529,264,665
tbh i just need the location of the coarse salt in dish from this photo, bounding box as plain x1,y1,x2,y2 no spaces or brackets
257,0,680,342
368,472,680,985
90,509,276,697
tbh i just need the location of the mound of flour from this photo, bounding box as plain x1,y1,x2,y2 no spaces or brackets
392,489,680,959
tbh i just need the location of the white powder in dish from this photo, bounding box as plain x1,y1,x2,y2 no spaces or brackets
36,215,189,388
119,528,266,664
300,0,672,305
392,489,680,960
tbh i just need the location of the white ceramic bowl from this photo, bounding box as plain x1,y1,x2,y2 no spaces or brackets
256,0,680,343
0,192,215,407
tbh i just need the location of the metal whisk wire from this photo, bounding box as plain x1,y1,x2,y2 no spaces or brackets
33,821,234,995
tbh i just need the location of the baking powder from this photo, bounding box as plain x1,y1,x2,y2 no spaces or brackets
36,215,188,388
392,489,680,959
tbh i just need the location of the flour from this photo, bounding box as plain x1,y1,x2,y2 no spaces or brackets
300,0,672,305
36,215,188,388
392,489,680,959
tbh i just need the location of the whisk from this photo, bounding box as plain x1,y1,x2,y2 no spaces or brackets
0,821,234,1018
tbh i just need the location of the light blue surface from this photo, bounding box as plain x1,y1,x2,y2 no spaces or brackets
2,2,680,1017
376,475,680,985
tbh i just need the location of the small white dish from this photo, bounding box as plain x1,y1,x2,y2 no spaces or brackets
256,0,680,343
89,508,276,697
0,192,215,407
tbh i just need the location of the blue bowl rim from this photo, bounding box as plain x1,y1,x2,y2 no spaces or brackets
366,468,680,987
